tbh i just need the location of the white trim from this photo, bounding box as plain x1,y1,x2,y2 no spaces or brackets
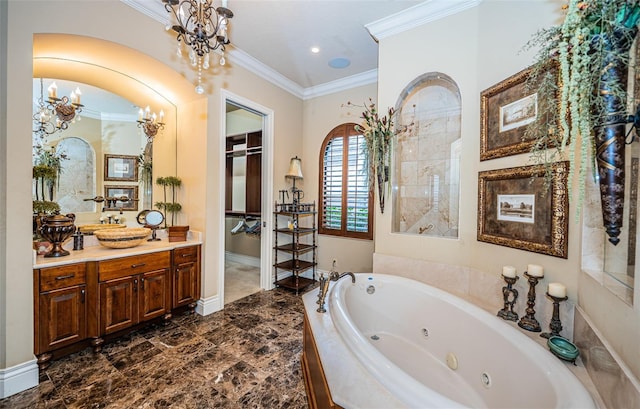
120,0,170,25
366,0,483,41
219,89,275,309
195,295,222,316
302,70,378,100
0,359,39,399
225,251,260,268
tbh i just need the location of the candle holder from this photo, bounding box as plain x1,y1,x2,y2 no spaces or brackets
541,293,568,339
518,272,542,332
497,275,519,322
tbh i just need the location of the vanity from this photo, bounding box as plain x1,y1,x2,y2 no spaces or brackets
32,236,201,369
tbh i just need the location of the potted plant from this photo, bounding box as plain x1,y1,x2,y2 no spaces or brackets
155,176,188,241
525,0,640,245
32,146,67,252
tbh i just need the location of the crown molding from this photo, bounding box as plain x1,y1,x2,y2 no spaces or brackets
302,69,378,100
120,0,169,25
366,0,483,41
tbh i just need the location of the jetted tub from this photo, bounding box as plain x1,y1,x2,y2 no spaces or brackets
319,273,596,408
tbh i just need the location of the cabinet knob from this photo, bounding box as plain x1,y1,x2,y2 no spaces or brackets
140,278,145,290
133,278,138,292
81,288,85,303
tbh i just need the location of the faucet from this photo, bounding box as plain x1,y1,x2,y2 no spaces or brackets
316,260,356,313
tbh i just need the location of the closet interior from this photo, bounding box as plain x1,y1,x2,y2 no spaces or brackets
224,103,263,304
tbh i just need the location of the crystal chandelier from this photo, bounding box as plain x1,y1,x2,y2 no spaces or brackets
137,106,165,142
33,78,83,138
163,0,234,94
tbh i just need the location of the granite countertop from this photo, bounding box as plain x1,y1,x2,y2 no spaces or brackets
34,230,202,269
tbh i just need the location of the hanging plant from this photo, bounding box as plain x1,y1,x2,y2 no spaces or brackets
345,98,396,213
524,0,640,245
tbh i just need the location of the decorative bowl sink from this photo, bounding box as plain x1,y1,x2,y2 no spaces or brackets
78,223,126,235
95,228,151,249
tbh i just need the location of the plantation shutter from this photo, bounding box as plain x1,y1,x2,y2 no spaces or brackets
322,137,343,230
319,123,373,240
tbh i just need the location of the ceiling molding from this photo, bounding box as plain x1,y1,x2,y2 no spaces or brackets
366,0,483,41
302,69,378,100
120,0,169,25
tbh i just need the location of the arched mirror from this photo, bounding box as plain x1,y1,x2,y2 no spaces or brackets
32,78,177,225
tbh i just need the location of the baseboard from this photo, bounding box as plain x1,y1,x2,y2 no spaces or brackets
0,358,39,398
196,295,222,316
225,252,260,267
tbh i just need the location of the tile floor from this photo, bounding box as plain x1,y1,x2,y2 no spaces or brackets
224,260,261,305
0,288,312,409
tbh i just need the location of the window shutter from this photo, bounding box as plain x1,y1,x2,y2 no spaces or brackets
346,134,369,232
322,137,343,230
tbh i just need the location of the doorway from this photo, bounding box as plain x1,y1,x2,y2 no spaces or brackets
219,91,274,306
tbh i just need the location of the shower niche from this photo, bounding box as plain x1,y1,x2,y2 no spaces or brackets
392,73,461,238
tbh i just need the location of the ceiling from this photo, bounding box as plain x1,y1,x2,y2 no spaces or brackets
124,0,471,97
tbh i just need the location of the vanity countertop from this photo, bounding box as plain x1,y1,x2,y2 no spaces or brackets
33,231,202,269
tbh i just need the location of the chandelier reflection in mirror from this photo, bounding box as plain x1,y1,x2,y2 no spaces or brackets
33,78,84,138
163,0,234,94
137,106,165,142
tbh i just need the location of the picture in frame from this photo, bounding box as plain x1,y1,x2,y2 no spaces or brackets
104,185,139,211
480,66,556,161
477,162,569,258
104,154,138,182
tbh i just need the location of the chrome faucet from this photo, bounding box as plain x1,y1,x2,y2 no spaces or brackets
316,261,356,313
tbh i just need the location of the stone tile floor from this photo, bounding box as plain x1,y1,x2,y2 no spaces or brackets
1,288,312,409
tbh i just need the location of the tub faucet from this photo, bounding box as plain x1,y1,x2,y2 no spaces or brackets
316,261,355,313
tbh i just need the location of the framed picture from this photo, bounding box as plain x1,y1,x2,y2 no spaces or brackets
480,66,548,161
477,162,569,258
104,154,138,182
104,185,138,211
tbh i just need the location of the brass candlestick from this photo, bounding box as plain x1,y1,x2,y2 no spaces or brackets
497,275,519,322
518,272,542,332
541,293,568,339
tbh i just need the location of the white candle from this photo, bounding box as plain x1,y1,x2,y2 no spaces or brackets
48,82,57,99
138,108,144,122
159,110,164,123
548,282,567,298
74,87,81,104
527,264,544,277
70,91,78,105
145,106,151,120
502,266,516,278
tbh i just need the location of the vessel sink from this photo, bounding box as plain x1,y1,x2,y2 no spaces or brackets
95,228,151,249
78,223,126,235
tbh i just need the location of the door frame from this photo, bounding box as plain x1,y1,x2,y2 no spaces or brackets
218,89,274,306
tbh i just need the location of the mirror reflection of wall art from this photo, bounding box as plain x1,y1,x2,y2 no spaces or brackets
104,185,138,211
480,66,557,161
477,162,569,258
105,154,138,182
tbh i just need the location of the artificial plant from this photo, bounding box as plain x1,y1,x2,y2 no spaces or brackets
524,0,640,245
155,176,182,227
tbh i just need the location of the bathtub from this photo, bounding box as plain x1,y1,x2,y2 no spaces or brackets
308,273,596,408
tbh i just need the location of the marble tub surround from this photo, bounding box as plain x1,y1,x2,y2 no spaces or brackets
574,307,640,409
373,253,575,340
1,289,309,409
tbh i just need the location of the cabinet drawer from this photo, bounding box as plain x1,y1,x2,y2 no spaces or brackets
173,246,199,264
39,263,86,292
99,251,170,282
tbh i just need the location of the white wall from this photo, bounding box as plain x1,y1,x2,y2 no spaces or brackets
376,0,639,381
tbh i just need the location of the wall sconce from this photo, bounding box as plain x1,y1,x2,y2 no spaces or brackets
137,106,165,142
33,78,83,138
285,156,304,205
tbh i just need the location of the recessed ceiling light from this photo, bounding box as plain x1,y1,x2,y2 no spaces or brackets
311,47,320,54
328,57,350,69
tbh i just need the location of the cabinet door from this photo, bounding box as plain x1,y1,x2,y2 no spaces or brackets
100,276,137,335
38,285,87,353
139,269,170,322
174,261,198,308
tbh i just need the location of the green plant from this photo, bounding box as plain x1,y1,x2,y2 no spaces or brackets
524,0,640,211
154,176,182,227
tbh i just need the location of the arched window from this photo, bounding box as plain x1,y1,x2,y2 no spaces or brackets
318,123,373,240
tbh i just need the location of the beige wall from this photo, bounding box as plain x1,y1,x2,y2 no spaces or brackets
376,0,639,380
302,84,377,273
0,0,8,370
2,0,303,380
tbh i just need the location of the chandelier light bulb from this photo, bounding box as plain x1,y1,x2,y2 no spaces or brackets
195,84,204,94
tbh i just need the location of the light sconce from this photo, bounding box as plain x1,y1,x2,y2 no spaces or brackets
33,78,83,138
137,106,165,142
285,156,304,204
163,0,234,94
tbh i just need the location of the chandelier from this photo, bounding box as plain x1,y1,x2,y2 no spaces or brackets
137,106,165,142
33,78,83,138
163,0,234,94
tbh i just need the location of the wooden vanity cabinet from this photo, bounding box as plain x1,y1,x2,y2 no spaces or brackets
172,245,201,310
97,251,171,336
34,263,88,368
